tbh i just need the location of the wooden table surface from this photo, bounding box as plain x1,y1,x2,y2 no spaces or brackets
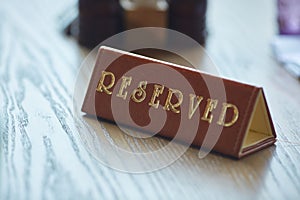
1,0,300,199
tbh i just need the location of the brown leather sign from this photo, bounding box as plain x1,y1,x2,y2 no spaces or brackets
82,46,276,158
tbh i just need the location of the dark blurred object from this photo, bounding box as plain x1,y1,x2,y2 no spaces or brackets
72,0,207,48
274,0,300,80
168,0,207,45
278,0,300,35
78,0,124,48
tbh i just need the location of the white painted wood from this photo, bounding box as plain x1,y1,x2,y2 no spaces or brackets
1,0,300,199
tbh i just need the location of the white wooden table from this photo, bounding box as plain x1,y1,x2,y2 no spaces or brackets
1,0,300,199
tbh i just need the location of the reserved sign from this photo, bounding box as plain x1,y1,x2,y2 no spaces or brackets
82,46,276,158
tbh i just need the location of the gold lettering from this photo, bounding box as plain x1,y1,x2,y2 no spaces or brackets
163,88,183,114
116,76,132,100
217,103,239,127
131,81,147,103
201,99,218,123
95,72,239,127
149,84,164,109
188,94,204,119
96,71,115,95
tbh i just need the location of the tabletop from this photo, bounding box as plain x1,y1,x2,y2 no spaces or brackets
1,0,300,199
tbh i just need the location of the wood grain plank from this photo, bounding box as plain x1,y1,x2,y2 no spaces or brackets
1,0,300,199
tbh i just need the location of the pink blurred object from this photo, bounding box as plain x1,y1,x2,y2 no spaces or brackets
278,0,300,35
